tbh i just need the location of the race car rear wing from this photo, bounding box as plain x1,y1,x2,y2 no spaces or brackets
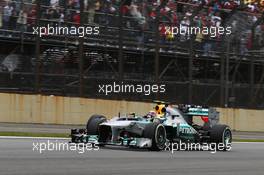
178,104,219,126
187,107,209,116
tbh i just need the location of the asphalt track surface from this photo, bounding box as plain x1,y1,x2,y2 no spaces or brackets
0,138,264,175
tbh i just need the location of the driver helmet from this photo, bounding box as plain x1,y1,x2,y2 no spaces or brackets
155,104,166,118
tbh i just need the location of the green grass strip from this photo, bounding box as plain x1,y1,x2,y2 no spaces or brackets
0,132,69,138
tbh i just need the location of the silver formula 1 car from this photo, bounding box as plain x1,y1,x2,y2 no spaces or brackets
70,103,232,151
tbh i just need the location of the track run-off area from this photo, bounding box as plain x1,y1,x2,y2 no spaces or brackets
0,137,263,175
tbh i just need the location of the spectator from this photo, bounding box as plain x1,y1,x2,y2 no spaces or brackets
211,12,222,27
107,2,117,26
73,10,81,25
202,16,213,56
27,7,37,32
223,0,238,9
3,2,13,30
59,9,65,26
129,2,146,25
180,16,190,42
194,16,203,49
247,3,259,13
17,8,28,32
87,1,96,24
50,0,59,7
0,6,2,29
9,7,17,30
98,2,110,25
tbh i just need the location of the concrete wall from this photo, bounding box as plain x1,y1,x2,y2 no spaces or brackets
0,93,263,132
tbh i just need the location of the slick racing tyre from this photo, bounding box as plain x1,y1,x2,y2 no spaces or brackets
210,124,232,151
143,123,167,151
86,115,107,135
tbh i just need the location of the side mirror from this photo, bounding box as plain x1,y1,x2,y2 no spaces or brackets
171,115,179,120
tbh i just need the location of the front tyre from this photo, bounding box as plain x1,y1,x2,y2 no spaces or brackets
143,123,167,151
86,115,107,135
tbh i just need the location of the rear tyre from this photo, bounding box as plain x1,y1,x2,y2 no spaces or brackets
86,115,107,135
143,123,167,151
210,124,232,151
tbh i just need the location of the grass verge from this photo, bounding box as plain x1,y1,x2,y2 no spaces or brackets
0,132,69,138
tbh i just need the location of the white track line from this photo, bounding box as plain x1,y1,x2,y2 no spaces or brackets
233,142,264,144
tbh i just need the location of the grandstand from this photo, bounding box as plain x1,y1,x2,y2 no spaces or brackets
0,0,264,108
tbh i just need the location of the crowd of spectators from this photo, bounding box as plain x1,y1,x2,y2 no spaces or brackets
0,0,263,56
